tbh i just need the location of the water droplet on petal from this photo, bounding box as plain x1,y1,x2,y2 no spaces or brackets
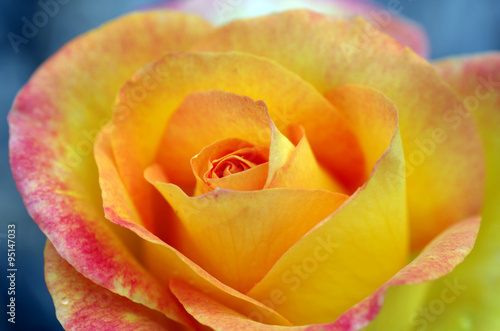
61,297,69,305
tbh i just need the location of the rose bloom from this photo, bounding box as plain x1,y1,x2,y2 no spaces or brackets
8,1,500,330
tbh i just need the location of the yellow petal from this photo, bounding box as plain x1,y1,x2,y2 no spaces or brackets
146,165,348,293
267,125,344,192
246,86,408,325
170,217,479,330
95,127,293,326
325,85,398,179
344,217,480,330
434,54,500,221
194,10,485,249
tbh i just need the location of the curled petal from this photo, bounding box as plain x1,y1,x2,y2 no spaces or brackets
192,138,269,195
324,85,398,179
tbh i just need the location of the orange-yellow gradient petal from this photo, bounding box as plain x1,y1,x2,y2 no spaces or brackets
95,128,293,327
111,51,364,218
194,10,485,249
8,10,213,327
44,241,183,330
147,167,348,293
246,86,407,325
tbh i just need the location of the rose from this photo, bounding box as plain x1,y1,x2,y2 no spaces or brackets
9,4,494,330
8,5,496,331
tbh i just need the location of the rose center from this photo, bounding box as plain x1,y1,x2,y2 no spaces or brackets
209,147,267,179
191,138,270,195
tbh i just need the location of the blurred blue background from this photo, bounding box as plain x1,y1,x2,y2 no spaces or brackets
1,0,499,330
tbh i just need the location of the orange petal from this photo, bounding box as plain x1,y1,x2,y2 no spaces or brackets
111,52,364,217
246,86,408,325
328,217,480,330
146,165,348,293
95,128,293,326
8,11,213,327
44,241,181,330
161,90,273,193
194,10,484,249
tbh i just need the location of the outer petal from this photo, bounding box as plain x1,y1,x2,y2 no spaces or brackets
8,11,213,327
194,10,485,249
44,241,181,331
246,85,408,325
160,0,428,57
387,53,500,330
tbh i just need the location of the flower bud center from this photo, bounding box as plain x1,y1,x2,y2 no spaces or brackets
209,147,267,179
191,138,269,195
